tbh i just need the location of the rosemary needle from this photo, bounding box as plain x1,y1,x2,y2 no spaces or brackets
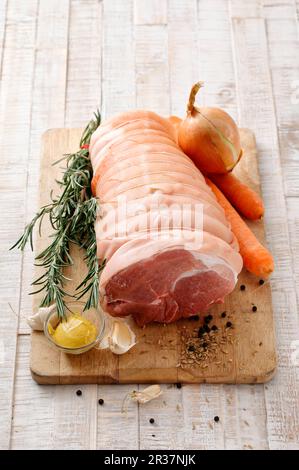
11,110,103,320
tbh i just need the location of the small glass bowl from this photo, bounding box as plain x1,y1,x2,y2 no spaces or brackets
44,301,105,355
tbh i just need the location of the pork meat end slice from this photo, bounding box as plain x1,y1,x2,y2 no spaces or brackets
102,249,236,327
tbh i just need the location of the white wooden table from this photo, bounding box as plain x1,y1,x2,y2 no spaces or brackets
1,0,299,450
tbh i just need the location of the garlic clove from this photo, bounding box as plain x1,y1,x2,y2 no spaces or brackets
27,304,56,331
98,316,136,355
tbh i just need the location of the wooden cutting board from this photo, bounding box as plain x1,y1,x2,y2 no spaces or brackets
30,128,276,384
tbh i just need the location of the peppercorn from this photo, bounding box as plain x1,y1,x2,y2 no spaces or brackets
198,326,205,337
189,314,199,321
98,398,104,405
214,416,220,422
221,312,226,318
176,383,182,389
252,305,257,312
259,279,264,285
240,284,246,291
211,325,218,331
188,345,195,352
149,418,155,424
226,321,232,328
76,390,82,396
204,314,213,324
203,324,211,333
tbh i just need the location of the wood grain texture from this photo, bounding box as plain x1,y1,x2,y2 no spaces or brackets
1,0,298,451
30,127,276,386
230,5,299,449
0,0,38,450
264,2,299,197
134,0,167,25
18,0,70,334
194,1,268,450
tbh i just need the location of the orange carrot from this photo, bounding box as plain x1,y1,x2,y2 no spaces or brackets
206,178,274,278
209,173,264,220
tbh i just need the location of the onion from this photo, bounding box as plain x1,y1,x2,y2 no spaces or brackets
178,82,242,174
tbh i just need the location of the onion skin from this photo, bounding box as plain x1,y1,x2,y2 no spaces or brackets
178,82,242,174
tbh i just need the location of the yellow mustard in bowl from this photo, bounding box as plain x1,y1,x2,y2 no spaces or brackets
48,312,97,349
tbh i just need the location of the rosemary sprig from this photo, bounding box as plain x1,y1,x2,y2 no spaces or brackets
11,110,103,319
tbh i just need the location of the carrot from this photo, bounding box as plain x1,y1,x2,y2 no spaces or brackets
209,173,264,220
206,177,274,278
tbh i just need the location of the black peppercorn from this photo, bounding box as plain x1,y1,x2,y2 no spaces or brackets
204,314,213,324
189,314,199,321
176,383,182,389
98,398,104,405
221,312,226,318
226,321,232,328
259,279,264,285
149,418,155,424
240,284,246,291
252,305,257,312
214,416,220,422
211,325,218,331
76,390,82,396
203,324,211,333
188,345,195,352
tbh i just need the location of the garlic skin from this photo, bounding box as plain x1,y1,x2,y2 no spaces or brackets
27,305,56,331
98,315,136,355
130,385,162,404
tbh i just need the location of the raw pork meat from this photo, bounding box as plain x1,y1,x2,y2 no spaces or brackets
90,110,243,326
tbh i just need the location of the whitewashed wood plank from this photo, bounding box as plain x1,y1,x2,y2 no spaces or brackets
0,166,27,450
52,385,98,450
197,0,238,120
10,0,72,450
181,385,225,450
264,5,299,196
229,0,261,17
231,13,299,449
135,24,169,115
0,0,38,166
0,0,38,450
10,336,55,449
18,0,70,333
263,0,296,18
0,0,7,73
65,0,102,127
102,0,135,117
168,0,267,450
133,3,186,450
286,197,299,286
97,385,139,450
51,0,102,450
139,385,185,450
134,0,167,25
168,0,198,116
98,0,139,450
221,385,268,449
